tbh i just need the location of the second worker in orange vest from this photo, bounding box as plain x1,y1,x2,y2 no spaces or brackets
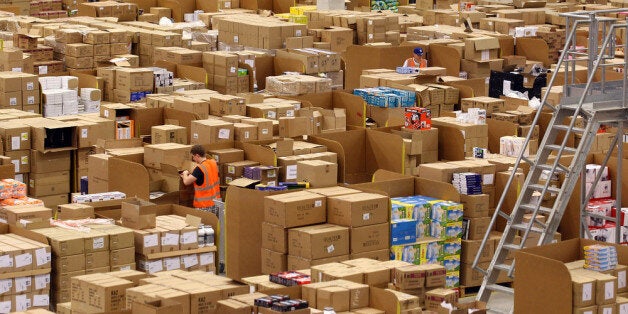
180,145,221,216
403,47,427,68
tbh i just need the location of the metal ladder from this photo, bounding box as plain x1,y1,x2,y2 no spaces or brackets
473,9,628,307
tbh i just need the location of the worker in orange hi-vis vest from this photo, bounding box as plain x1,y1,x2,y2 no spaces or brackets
180,144,221,217
403,47,427,68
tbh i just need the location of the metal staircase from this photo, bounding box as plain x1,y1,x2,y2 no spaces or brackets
473,9,628,309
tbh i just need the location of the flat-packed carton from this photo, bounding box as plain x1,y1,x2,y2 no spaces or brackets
296,160,338,188
288,224,349,259
327,193,389,227
121,198,158,229
264,191,326,228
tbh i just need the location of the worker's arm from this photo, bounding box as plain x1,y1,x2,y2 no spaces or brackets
180,170,197,186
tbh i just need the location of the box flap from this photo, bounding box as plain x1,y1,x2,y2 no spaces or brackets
473,37,500,50
228,178,260,188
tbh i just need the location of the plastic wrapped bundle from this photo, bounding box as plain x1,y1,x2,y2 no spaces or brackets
0,179,27,199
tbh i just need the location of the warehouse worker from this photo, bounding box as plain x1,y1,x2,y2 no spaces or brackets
403,47,427,68
180,145,221,217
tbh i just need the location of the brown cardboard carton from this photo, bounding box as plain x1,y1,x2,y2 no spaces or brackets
278,117,309,137
134,229,161,254
261,222,288,253
287,255,350,271
55,203,94,220
132,299,183,314
241,118,273,140
288,224,349,259
460,194,489,218
423,264,447,287
350,223,389,253
151,125,187,145
55,253,86,272
426,288,458,311
71,274,133,312
264,191,326,228
217,299,252,313
317,286,350,311
28,171,70,196
571,269,617,306
0,205,52,225
222,160,260,185
394,265,426,289
464,217,490,240
461,239,494,264
572,274,596,308
143,143,191,170
85,250,110,269
327,193,389,227
0,122,30,152
29,150,70,174
121,198,158,229
110,247,136,266
261,248,287,274
4,150,30,173
191,119,235,145
296,160,338,188
308,187,361,197
208,148,244,164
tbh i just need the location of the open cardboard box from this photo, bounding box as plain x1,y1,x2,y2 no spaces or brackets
285,90,367,128
310,128,410,183
107,158,194,206
515,238,628,313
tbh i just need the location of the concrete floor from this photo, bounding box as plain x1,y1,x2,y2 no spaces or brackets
460,292,514,314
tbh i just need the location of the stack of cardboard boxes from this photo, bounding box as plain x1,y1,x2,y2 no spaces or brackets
0,72,40,113
261,190,330,273
137,28,183,67
29,0,64,19
33,223,135,305
212,14,308,49
266,75,332,96
28,150,71,207
462,37,503,79
0,48,34,74
202,51,249,95
123,199,216,275
0,121,32,184
0,233,52,312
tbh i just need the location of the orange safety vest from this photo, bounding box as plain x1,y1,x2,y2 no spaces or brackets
193,159,221,208
405,58,427,68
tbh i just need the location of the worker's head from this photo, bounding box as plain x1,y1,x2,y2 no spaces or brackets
413,47,424,59
190,144,206,163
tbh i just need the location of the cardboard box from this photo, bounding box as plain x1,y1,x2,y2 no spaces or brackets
0,122,30,152
143,143,191,170
132,299,183,314
28,170,70,196
71,274,133,312
261,222,288,253
261,248,287,274
463,217,491,240
30,150,71,174
208,148,244,164
4,150,30,174
264,191,326,228
279,117,309,137
327,193,389,227
394,265,426,289
121,198,158,229
317,286,350,311
151,125,187,145
350,223,390,254
191,119,234,145
288,224,349,259
0,205,52,225
296,160,338,188
55,203,94,220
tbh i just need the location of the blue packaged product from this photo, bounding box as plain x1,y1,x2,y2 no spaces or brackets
430,221,463,239
429,201,464,222
442,255,461,272
445,271,460,288
440,238,462,256
391,243,421,264
391,219,418,245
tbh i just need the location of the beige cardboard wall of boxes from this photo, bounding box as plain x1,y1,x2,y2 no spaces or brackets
0,0,624,312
